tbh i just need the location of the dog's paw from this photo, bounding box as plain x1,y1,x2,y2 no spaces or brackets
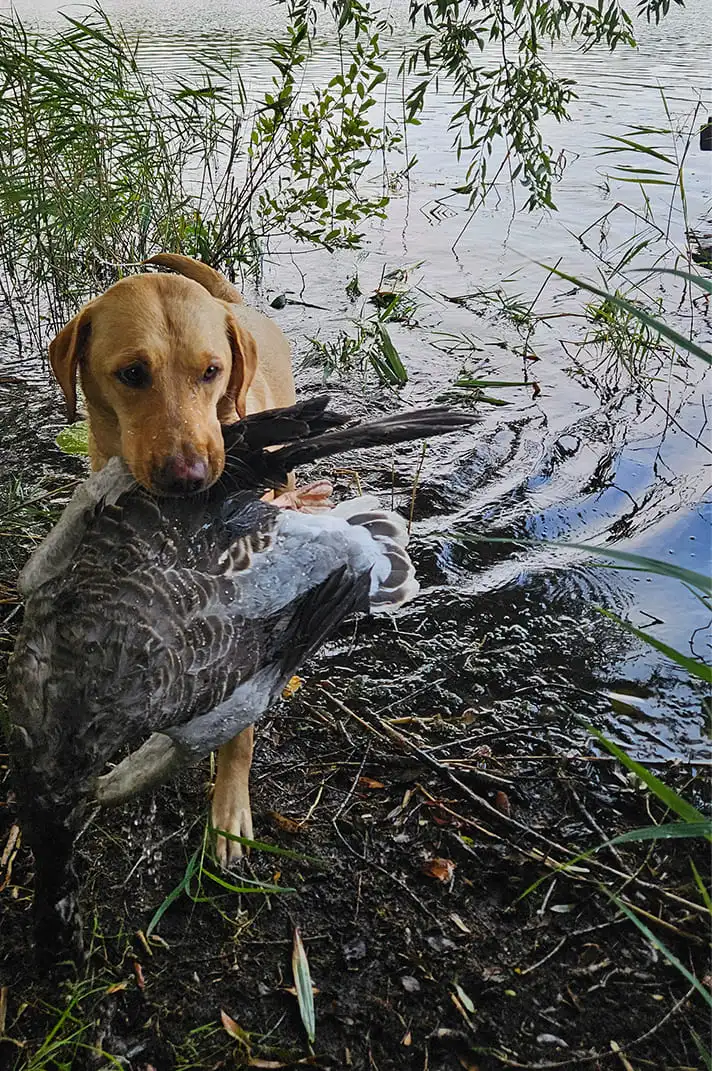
211,794,254,869
272,480,334,514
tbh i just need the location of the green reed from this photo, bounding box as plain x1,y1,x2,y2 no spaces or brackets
0,4,393,349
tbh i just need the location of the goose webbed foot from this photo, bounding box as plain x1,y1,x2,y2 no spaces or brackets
271,480,334,513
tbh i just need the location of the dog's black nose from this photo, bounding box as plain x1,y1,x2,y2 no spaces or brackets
153,453,210,494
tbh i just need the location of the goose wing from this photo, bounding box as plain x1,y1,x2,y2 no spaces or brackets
8,487,372,805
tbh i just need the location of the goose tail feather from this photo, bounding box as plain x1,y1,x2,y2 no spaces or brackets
332,496,420,612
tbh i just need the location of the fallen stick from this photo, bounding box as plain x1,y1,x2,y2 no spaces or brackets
321,689,709,919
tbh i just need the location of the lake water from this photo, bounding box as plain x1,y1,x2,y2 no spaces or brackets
1,0,710,759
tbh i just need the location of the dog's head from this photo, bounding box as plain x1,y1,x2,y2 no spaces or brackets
49,273,257,494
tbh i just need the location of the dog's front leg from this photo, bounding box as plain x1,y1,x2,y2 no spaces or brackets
211,725,254,867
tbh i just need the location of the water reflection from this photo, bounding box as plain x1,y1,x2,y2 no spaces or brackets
0,0,709,758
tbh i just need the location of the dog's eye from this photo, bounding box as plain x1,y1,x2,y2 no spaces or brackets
202,364,221,383
116,363,151,389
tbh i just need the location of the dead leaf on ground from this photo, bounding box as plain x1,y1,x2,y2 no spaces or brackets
135,929,153,956
451,991,473,1026
221,1009,250,1045
537,1033,568,1047
268,811,304,834
422,857,456,883
453,983,475,1014
494,791,511,816
249,1060,315,1069
423,801,461,828
0,824,20,892
282,675,304,699
1,824,20,868
133,961,145,991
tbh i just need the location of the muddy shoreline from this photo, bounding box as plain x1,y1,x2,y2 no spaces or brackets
1,378,709,1071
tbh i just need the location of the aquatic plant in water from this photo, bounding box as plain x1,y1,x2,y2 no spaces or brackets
0,5,395,347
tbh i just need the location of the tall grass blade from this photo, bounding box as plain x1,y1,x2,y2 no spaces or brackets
292,927,316,1044
597,134,675,165
538,264,712,366
648,268,712,296
587,727,706,823
689,860,712,912
692,1031,712,1070
146,847,200,937
518,818,712,904
605,822,712,846
598,608,712,684
374,323,408,385
449,533,712,597
201,868,296,895
210,827,326,865
609,893,712,1008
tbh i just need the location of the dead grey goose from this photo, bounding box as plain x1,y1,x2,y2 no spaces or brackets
8,396,478,966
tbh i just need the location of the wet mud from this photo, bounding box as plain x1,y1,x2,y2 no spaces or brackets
0,374,709,1070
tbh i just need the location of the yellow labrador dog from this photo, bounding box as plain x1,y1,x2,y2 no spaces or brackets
49,253,331,864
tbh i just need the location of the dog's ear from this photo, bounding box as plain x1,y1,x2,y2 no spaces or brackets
49,305,94,422
219,311,258,421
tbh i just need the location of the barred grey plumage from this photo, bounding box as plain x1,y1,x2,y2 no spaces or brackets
8,396,478,966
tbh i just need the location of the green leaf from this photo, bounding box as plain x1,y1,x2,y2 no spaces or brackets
587,727,706,823
605,822,712,846
59,14,124,54
146,848,200,937
201,868,296,894
210,827,326,865
292,927,316,1044
55,421,89,456
646,267,712,297
599,608,712,684
609,894,712,1008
